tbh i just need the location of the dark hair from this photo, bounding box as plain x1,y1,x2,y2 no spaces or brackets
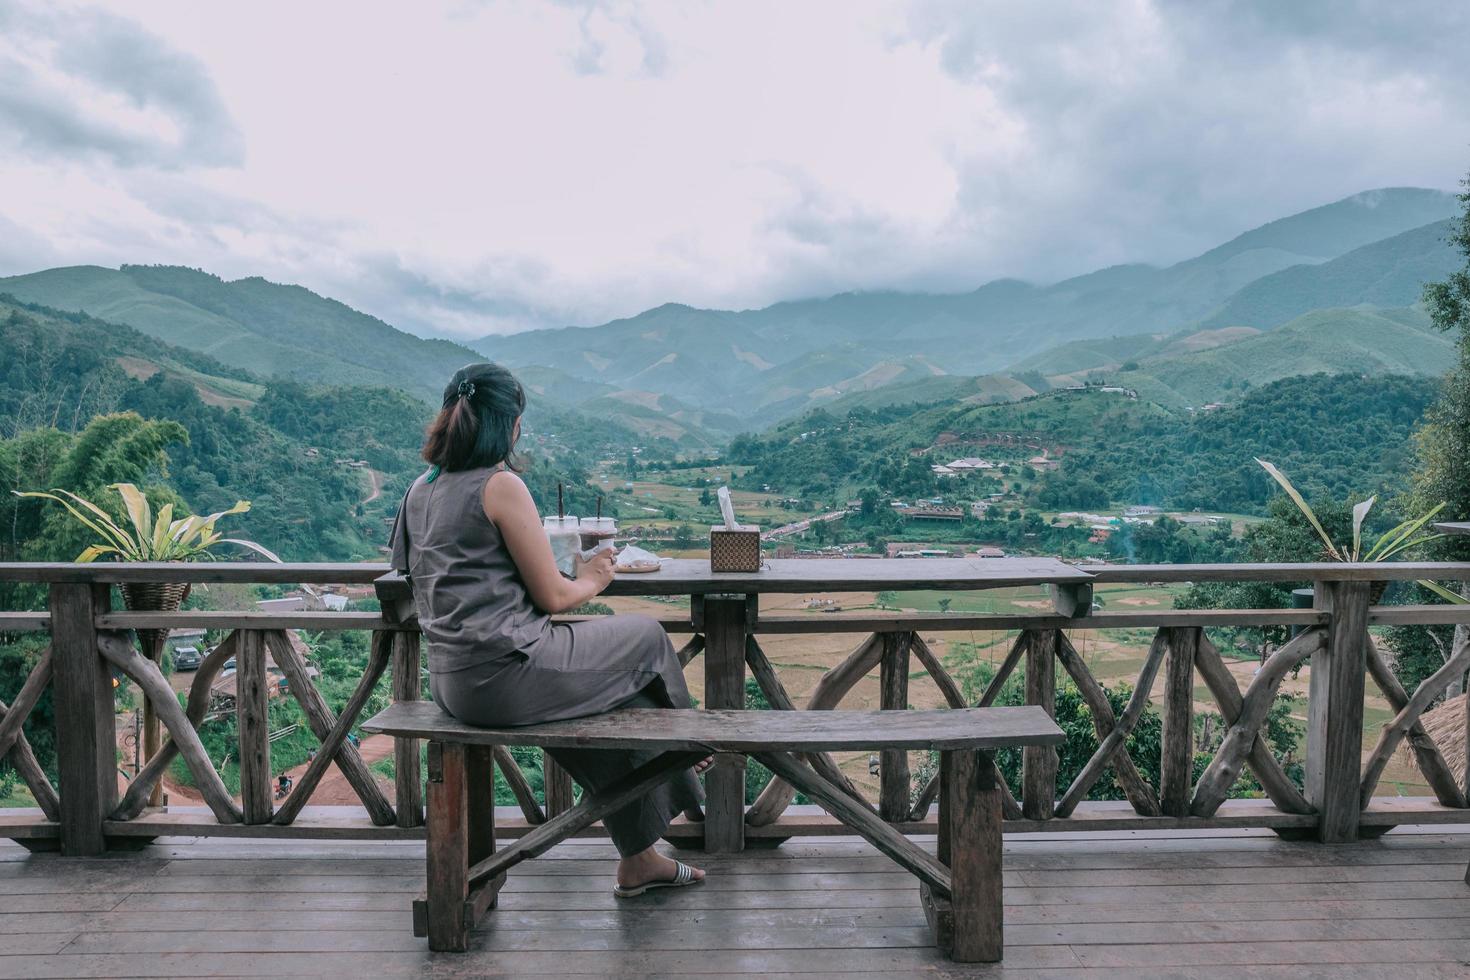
421,363,526,472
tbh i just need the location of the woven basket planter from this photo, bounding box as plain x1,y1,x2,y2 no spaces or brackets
120,581,191,659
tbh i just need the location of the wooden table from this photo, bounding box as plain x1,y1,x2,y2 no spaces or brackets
364,702,1065,961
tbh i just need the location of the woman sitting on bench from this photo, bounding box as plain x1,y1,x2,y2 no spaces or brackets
389,362,707,897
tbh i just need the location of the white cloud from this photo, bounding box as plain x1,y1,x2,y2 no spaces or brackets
0,0,1465,340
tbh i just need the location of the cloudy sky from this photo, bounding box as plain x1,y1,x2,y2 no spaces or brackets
1,0,1467,339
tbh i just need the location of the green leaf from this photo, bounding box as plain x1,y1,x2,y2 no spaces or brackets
1350,497,1375,562
1255,459,1342,560
111,483,152,542
217,538,283,562
1417,579,1470,604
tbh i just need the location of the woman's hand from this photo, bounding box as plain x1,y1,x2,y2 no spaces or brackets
574,549,616,593
484,471,612,614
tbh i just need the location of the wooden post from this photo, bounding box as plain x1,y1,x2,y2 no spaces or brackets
1309,580,1369,843
48,583,117,855
878,631,913,822
235,630,273,824
392,630,424,827
423,740,471,952
542,754,575,817
702,594,748,853
141,631,165,807
1160,627,1198,818
1021,630,1056,820
926,748,1003,962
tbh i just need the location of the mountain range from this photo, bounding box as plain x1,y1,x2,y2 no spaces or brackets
473,187,1460,429
0,186,1461,447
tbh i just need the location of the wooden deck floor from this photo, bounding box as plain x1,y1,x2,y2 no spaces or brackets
3,825,1470,978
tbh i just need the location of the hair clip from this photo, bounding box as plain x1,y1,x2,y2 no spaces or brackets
456,380,476,399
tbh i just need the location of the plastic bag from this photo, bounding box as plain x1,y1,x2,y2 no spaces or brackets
615,544,664,572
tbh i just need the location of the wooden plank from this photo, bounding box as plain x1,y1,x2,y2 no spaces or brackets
1022,630,1057,820
47,582,116,855
909,634,1023,822
492,745,546,824
1193,633,1313,815
391,631,423,828
1085,561,1470,583
1056,629,1170,816
0,651,59,822
84,605,1470,634
466,751,707,888
542,754,575,818
1159,626,1198,818
265,631,395,826
0,561,392,584
0,611,49,631
942,748,1003,962
423,741,470,951
1362,635,1467,808
754,608,1332,633
9,557,1470,586
752,750,951,897
463,745,503,929
702,595,749,853
741,637,870,825
235,630,273,824
1054,632,1160,817
97,632,243,824
598,556,1094,596
1051,580,1093,618
273,630,393,825
1310,581,1370,843
878,631,913,822
100,610,398,631
1191,628,1324,817
364,702,1065,753
112,632,239,821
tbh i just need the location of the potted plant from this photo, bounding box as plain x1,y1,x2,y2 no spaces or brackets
1256,459,1445,602
14,482,279,654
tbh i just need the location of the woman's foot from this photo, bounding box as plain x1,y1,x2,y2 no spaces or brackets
615,846,706,894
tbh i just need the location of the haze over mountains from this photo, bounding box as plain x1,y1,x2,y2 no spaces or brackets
0,186,1459,449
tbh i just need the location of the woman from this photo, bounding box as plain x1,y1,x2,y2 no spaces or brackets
389,362,706,896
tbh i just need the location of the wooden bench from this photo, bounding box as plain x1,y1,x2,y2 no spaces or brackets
362,701,1063,961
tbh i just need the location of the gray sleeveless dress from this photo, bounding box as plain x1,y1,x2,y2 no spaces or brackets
388,466,703,856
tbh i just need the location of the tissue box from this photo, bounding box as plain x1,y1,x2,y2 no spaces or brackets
710,525,761,572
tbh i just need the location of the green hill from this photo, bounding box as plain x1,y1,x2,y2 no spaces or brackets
0,265,490,402
1115,307,1453,408
1201,219,1459,330
0,297,624,560
730,373,1434,516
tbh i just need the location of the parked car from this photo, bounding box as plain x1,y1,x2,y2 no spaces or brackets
172,646,203,671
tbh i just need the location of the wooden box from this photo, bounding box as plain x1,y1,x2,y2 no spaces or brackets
710,525,761,573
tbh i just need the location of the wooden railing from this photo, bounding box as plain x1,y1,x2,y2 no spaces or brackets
3,560,1470,855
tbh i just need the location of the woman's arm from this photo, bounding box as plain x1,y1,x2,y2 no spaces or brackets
483,470,614,614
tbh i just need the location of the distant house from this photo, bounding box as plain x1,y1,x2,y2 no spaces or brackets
257,596,308,613
1124,505,1162,517
1028,455,1060,470
970,501,990,518
975,546,1006,558
321,594,350,612
907,506,965,522
946,457,995,471
931,464,956,477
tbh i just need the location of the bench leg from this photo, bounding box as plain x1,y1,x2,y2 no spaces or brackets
925,748,1003,963
420,741,502,952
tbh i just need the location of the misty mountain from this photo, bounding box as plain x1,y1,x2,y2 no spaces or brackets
472,188,1457,423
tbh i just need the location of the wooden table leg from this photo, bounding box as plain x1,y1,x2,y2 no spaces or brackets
924,748,1004,963
418,742,505,951
421,741,470,951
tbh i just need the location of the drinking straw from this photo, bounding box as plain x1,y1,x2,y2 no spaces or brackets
596,496,603,519
557,482,564,520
